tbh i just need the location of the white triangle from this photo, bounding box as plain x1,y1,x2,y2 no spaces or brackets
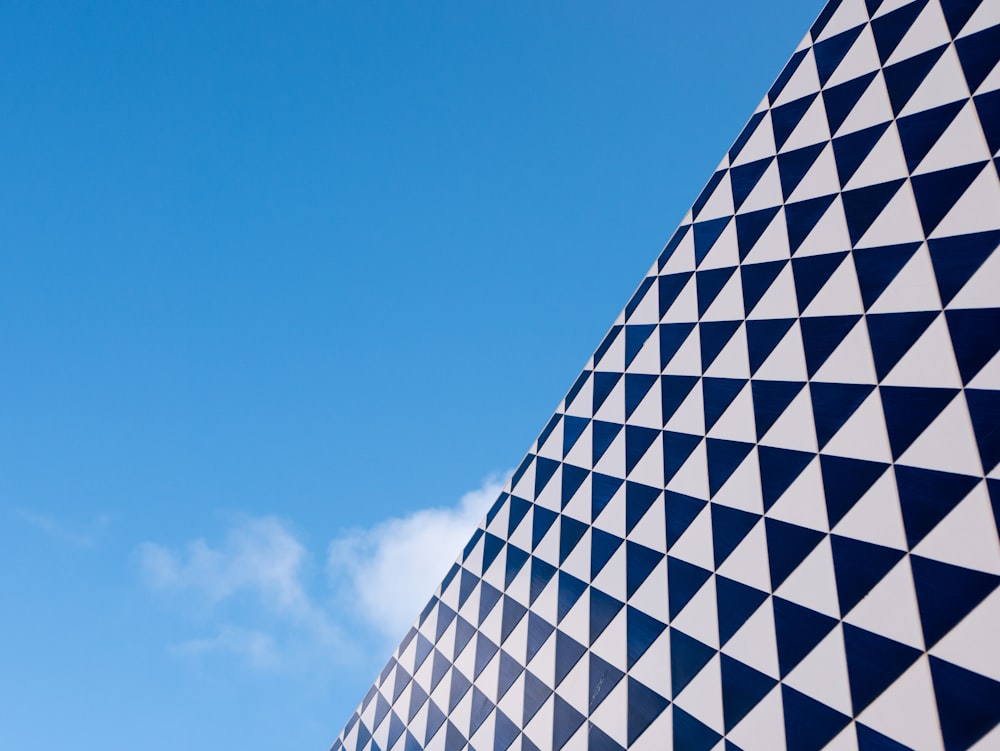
823,389,893,463
707,382,757,444
948,227,1000,308
595,329,625,373
832,469,908,551
913,481,1000,575
774,536,841,618
593,429,627,479
722,598,781,679
931,588,1000,681
784,623,854,716
795,195,852,258
628,558,670,624
662,325,702,376
823,725,860,751
969,348,1000,390
696,171,735,222
701,271,745,322
802,253,866,317
674,653,725,734
592,481,627,539
913,100,993,175
739,160,785,214
668,505,715,570
884,0,950,67
665,378,705,434
628,328,664,376
898,391,984,476
754,321,810,382
772,49,821,108
857,657,945,751
826,23,881,88
698,220,741,271
563,422,593,468
536,418,564,461
703,324,751,379
766,457,829,532
855,178,925,249
627,278,661,326
716,520,771,594
958,0,1000,38
759,387,819,453
788,143,841,203
835,70,894,137
629,432,665,489
931,162,1000,240
727,686,787,751
629,628,672,700
557,649,590,714
746,264,800,320
815,0,869,43
899,46,970,118
731,112,777,167
782,96,833,152
662,229,697,275
712,448,765,515
560,527,592,582
672,575,720,650
522,693,554,751
881,313,963,388
629,693,672,751
741,209,792,265
588,676,629,747
662,276,700,324
844,123,909,191
564,375,594,418
594,377,626,424
871,0,916,18
973,57,1000,97
867,241,943,312
843,556,925,650
628,377,663,429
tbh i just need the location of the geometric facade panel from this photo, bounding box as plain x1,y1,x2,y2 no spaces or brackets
329,1,1000,748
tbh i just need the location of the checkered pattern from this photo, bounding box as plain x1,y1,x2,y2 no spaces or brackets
328,0,1000,749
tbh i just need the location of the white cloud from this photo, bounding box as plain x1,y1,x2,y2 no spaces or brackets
327,472,509,644
13,509,111,547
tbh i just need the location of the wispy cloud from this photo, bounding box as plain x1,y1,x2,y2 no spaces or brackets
137,472,508,672
13,509,112,547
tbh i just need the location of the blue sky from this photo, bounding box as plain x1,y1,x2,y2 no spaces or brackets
0,1,821,749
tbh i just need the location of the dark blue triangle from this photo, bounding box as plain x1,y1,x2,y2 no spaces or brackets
662,375,700,424
856,724,912,751
626,276,656,321
562,415,589,457
627,541,664,598
493,710,519,751
810,382,875,449
730,157,775,212
786,194,837,254
974,90,1000,154
759,445,815,511
831,535,905,615
591,528,624,580
560,464,588,510
626,480,661,534
552,695,586,751
448,669,472,711
594,327,622,369
712,504,761,568
897,99,965,172
929,654,1000,751
592,420,623,465
626,373,658,420
559,516,589,564
853,242,921,310
664,431,703,484
820,454,890,528
895,465,979,549
989,478,1000,531
843,622,922,714
435,604,457,641
430,650,451,691
822,71,878,136
594,372,623,413
463,528,485,563
736,207,782,261
479,583,503,626
730,111,768,163
703,377,747,432
955,22,1000,94
627,605,667,668
966,388,1000,473
765,518,825,589
940,0,983,37
673,705,722,751
666,489,707,549
659,272,694,319
747,318,796,375
658,225,691,271
443,721,466,751
522,670,552,725
814,24,865,86
741,259,788,317
833,122,891,187
884,44,948,115
778,143,826,201
563,370,591,413
508,495,532,537
590,588,625,644
707,438,755,497
668,556,713,620
867,311,939,381
626,425,660,474
626,324,657,368
796,253,853,314
670,628,716,696
468,686,494,734
531,506,558,551
588,722,625,751
697,266,738,318
692,169,728,220
769,48,809,104
842,179,906,246
871,0,929,63
772,94,819,151
810,0,842,41
751,379,805,442
927,230,1000,306
801,315,862,377
698,321,741,371
716,576,769,646
912,555,999,647
556,570,588,622
554,630,587,687
534,457,560,498
880,386,959,459
537,416,561,457
526,611,555,662
483,537,507,581
911,161,987,236
782,685,852,751
946,308,1000,384
694,216,733,266
720,653,778,732
459,569,479,607
500,596,528,644
592,472,623,519
387,711,407,749
661,322,698,371
455,618,476,660
627,677,670,745
424,700,447,745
